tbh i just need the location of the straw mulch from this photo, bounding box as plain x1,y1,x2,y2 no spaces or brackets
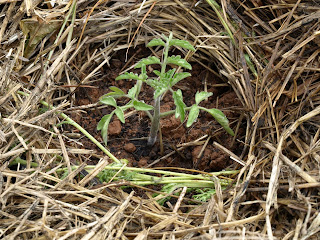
1,0,320,239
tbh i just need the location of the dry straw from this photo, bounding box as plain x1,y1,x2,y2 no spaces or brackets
1,0,320,239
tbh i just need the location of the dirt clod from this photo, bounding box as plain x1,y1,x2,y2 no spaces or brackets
124,143,136,153
138,157,148,167
161,115,185,140
191,145,229,171
108,120,122,136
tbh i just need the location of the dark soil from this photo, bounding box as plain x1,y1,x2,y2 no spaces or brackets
69,48,244,172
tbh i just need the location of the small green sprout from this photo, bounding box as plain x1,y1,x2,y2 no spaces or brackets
98,33,234,146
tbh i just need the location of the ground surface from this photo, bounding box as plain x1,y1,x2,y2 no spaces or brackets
71,48,243,171
2,1,320,239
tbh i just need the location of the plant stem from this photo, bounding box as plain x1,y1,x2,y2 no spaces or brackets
9,157,39,168
59,115,121,163
159,106,192,118
10,157,237,189
11,156,238,181
57,165,236,186
147,33,172,146
17,91,121,164
148,96,160,145
68,164,238,180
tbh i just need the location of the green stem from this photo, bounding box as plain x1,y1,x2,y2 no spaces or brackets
60,164,238,180
148,96,160,145
46,0,76,65
126,180,219,187
205,0,235,45
159,106,192,118
17,91,121,164
10,157,238,187
9,157,38,168
147,33,173,146
160,33,171,74
10,157,238,181
58,165,235,186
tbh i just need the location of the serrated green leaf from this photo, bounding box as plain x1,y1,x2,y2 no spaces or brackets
127,85,137,99
109,86,125,95
100,96,117,107
154,88,167,99
167,55,192,70
195,91,213,105
135,56,161,68
148,69,176,99
97,114,113,131
140,64,147,80
204,108,235,136
175,89,183,98
171,72,191,86
133,100,154,111
187,105,199,127
105,86,126,97
173,90,186,121
147,38,165,47
165,68,176,79
115,107,125,123
161,33,170,42
169,39,195,51
145,78,168,99
115,72,140,81
154,82,168,98
146,78,159,89
153,70,161,76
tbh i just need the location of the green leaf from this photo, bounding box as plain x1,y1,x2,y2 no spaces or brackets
115,107,125,123
127,85,137,99
101,122,109,145
146,78,159,90
145,79,167,99
98,113,114,145
154,88,167,99
169,39,195,51
115,72,140,81
140,64,147,80
173,90,186,121
135,56,161,68
165,68,176,80
105,86,126,97
97,114,112,131
99,96,117,107
167,55,192,70
147,38,165,47
109,86,125,95
147,69,175,98
171,72,191,86
105,92,123,97
195,91,213,105
154,81,168,98
133,100,154,111
187,105,199,127
153,70,161,77
204,108,235,136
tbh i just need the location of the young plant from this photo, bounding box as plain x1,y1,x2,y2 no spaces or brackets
98,33,234,146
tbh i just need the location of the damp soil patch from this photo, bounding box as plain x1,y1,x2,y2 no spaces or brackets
70,48,245,172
